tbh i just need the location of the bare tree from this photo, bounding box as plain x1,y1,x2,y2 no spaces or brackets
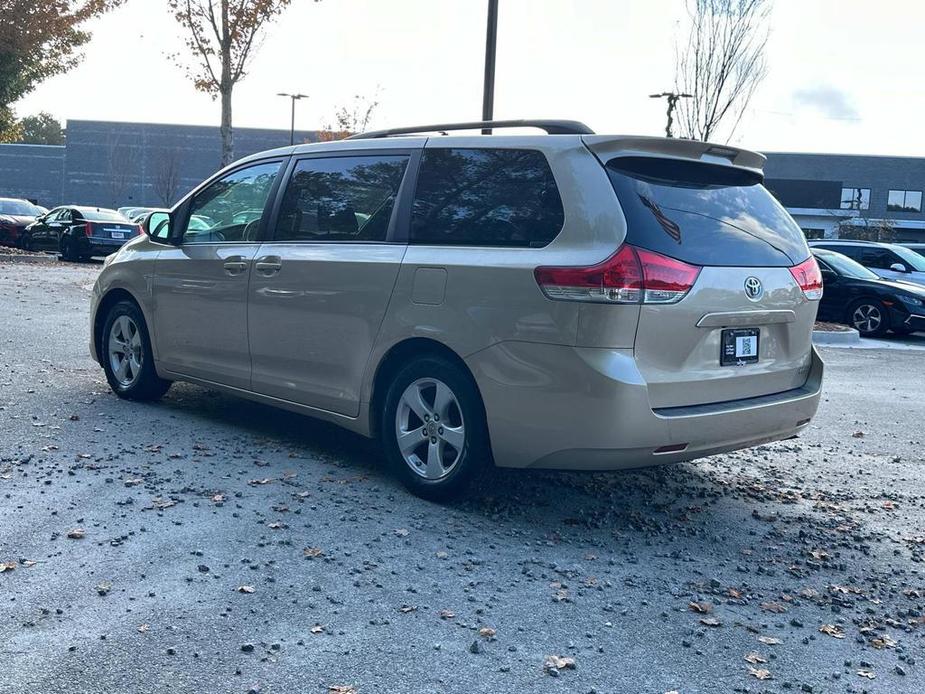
153,149,182,206
318,91,381,142
674,0,771,142
106,133,138,206
167,0,317,166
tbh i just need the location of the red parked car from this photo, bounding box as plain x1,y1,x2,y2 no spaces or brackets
0,197,44,247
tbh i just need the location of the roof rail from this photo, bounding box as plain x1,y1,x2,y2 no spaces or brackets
345,119,594,140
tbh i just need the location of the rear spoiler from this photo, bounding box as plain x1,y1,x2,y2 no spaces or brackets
582,135,766,178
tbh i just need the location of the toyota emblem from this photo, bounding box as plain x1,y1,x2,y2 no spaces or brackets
744,276,763,301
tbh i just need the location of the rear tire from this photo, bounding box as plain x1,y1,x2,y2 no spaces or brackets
848,299,890,337
381,356,490,500
59,236,76,262
101,300,171,401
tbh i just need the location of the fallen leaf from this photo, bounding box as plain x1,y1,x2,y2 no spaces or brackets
393,528,409,537
757,636,782,645
748,667,772,680
236,585,255,594
699,617,721,627
439,609,455,620
727,587,744,599
96,581,111,596
852,431,864,438
149,497,176,510
267,522,287,530
0,562,15,573
871,634,897,649
124,478,143,487
303,547,324,558
67,528,85,539
819,624,845,639
688,601,713,614
809,549,829,560
760,601,787,613
248,478,272,486
211,494,226,503
22,560,36,568
882,500,896,510
137,623,149,633
744,652,767,664
543,655,576,671
310,625,324,634
479,627,496,639
328,686,357,694
399,605,416,613
857,670,876,679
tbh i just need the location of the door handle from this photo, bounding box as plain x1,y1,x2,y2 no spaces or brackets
223,256,249,275
254,255,282,276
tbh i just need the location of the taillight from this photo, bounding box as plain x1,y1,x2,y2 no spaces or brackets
84,222,94,237
534,244,701,304
136,225,144,235
789,256,823,300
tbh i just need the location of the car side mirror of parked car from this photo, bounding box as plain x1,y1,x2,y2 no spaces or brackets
145,211,171,242
889,262,909,273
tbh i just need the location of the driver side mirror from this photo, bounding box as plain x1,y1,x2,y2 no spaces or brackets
145,211,172,242
890,262,909,273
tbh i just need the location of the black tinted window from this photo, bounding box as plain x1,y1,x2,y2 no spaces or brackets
411,148,564,247
275,155,409,242
606,157,810,267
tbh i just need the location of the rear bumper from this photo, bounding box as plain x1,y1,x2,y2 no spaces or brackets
466,342,823,470
76,236,132,257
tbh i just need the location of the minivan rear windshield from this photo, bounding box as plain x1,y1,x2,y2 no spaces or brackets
605,157,809,267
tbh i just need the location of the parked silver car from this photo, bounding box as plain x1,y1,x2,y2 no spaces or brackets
89,120,824,498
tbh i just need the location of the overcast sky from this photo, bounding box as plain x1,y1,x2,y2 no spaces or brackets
16,0,925,156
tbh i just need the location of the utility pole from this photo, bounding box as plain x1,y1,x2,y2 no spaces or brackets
649,92,692,138
482,0,498,134
277,92,308,145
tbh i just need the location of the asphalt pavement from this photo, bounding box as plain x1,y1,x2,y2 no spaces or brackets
1,259,923,693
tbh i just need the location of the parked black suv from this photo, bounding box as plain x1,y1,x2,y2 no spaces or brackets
22,206,141,260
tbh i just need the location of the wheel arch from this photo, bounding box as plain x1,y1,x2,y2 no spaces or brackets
368,337,488,443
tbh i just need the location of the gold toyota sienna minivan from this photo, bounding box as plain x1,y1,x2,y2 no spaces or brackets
90,120,824,499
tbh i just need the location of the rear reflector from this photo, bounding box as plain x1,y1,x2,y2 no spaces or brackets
534,244,701,304
789,256,823,300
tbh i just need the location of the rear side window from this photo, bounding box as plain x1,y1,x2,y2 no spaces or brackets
605,157,809,267
275,155,409,242
411,148,564,247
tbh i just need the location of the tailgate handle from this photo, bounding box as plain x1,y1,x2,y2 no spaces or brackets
697,310,796,328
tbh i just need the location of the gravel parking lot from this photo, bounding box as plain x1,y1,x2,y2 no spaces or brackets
1,259,924,694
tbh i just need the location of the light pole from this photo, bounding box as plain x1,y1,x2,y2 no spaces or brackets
649,92,692,138
482,0,498,134
277,92,308,145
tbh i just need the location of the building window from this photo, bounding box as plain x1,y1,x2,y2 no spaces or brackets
840,187,870,210
801,227,825,240
887,189,922,213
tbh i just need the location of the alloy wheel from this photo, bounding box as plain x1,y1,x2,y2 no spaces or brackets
108,315,143,388
394,378,466,480
852,304,882,334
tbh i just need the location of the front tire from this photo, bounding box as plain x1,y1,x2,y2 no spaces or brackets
101,300,171,401
382,356,490,500
848,299,890,337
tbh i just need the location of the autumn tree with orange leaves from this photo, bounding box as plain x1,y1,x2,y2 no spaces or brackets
0,0,125,140
168,0,319,166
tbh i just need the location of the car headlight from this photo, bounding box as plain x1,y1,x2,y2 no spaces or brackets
900,294,924,307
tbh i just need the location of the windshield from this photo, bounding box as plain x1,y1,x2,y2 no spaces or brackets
605,157,809,267
889,244,925,271
817,252,880,280
80,209,130,222
0,199,40,216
